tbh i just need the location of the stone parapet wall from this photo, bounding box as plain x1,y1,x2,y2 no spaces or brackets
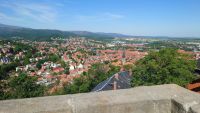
0,84,200,113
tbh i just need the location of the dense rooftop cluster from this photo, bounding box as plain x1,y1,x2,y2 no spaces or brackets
0,37,200,100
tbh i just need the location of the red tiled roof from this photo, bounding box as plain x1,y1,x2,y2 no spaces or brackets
188,83,200,90
46,75,54,79
53,67,64,73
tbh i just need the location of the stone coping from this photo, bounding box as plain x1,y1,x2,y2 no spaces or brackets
0,84,200,113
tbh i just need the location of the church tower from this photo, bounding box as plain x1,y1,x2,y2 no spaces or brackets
121,48,126,65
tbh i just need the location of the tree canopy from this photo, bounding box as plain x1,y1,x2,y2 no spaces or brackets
0,62,19,80
2,73,46,99
63,63,120,94
48,54,60,63
131,48,197,87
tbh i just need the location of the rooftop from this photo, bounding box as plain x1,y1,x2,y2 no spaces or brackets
92,71,131,92
0,84,200,113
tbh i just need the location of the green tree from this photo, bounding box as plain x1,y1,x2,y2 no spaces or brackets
63,63,120,94
36,59,47,69
131,48,197,87
197,59,200,69
25,51,32,58
0,62,19,80
64,75,91,94
0,81,4,100
61,60,66,68
14,43,32,53
7,73,45,99
49,54,59,63
23,57,30,65
36,63,42,69
65,62,70,74
123,64,134,70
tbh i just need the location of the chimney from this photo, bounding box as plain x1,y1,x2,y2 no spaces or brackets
113,81,117,90
113,73,119,90
115,73,119,80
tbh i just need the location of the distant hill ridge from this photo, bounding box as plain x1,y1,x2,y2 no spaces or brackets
0,23,133,41
0,23,199,40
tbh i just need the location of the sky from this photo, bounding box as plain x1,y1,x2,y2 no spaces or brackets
0,0,200,37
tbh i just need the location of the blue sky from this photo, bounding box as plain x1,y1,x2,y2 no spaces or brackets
0,0,200,37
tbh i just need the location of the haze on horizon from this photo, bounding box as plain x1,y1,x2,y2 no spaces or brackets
0,0,200,38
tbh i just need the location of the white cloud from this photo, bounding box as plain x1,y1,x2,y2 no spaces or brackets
0,2,57,23
0,12,8,19
76,12,125,22
0,12,21,21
